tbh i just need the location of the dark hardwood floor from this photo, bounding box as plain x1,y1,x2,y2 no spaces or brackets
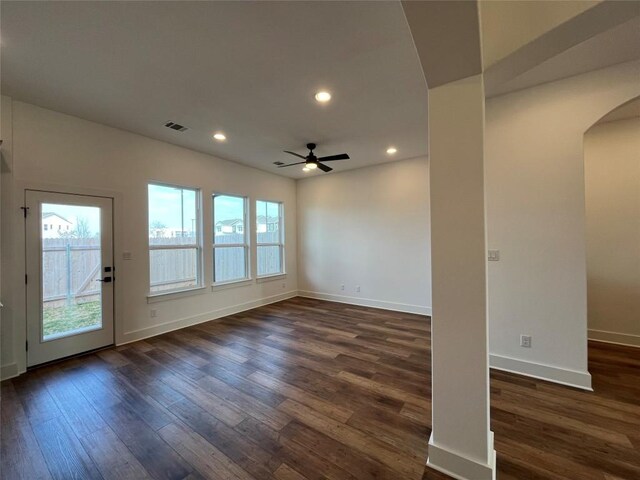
1,297,639,480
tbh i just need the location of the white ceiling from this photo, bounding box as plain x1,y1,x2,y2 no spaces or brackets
1,1,428,178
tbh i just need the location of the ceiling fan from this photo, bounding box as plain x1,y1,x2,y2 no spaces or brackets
279,143,349,173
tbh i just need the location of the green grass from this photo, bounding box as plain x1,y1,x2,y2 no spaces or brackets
43,300,101,338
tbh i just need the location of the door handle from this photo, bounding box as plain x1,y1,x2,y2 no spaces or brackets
96,277,112,283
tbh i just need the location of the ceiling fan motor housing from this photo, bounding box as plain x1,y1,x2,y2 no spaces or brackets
280,143,349,173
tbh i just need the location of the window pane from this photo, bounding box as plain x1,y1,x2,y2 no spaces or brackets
213,194,248,282
148,184,197,246
257,245,281,276
148,184,200,292
214,247,247,283
213,195,245,245
256,200,281,244
149,248,198,293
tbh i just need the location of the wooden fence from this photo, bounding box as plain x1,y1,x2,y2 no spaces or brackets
42,238,102,303
44,232,283,300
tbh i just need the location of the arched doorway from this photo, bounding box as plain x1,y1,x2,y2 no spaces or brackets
584,97,640,352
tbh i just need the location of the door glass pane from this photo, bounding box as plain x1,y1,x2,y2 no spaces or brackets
41,203,102,341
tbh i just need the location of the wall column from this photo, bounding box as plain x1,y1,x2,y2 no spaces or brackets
427,74,495,480
402,1,495,478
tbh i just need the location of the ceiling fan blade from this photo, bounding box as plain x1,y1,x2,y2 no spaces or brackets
316,162,333,173
317,153,349,162
278,161,306,168
284,150,307,160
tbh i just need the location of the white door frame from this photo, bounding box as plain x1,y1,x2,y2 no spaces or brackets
25,189,115,366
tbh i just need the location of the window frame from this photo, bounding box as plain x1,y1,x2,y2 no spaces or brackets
212,193,251,285
256,199,285,278
147,182,203,296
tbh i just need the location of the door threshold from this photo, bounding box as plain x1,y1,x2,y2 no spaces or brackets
27,344,115,371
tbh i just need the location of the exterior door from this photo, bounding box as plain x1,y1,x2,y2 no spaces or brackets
26,190,114,366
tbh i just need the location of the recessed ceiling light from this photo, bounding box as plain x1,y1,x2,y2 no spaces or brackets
386,147,397,155
315,91,331,103
213,132,226,141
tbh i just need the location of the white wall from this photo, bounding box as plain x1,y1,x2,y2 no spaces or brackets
297,156,431,315
485,61,640,389
584,116,640,347
0,98,298,379
1,95,16,379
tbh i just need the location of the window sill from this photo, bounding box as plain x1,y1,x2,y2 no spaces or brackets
211,278,253,291
256,273,287,283
147,286,207,304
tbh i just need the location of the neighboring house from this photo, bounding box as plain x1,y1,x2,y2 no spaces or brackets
213,217,278,236
150,227,195,238
42,212,73,238
256,216,279,233
215,219,244,235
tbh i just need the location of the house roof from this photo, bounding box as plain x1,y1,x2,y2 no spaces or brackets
216,219,243,226
42,212,71,223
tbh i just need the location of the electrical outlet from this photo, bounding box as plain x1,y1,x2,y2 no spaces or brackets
123,251,132,261
520,335,531,348
340,284,345,291
356,285,361,293
150,309,157,318
282,282,286,289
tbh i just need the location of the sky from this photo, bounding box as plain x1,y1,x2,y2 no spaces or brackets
42,187,278,237
43,203,101,235
148,185,279,232
148,184,198,232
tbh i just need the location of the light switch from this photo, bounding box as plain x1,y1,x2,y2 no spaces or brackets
488,249,500,261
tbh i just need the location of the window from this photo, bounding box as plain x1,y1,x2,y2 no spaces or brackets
213,194,249,283
256,200,284,276
148,183,201,294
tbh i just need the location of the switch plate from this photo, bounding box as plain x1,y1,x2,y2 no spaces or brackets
150,309,157,318
488,250,500,261
520,335,531,348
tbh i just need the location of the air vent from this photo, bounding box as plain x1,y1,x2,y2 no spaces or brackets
273,161,284,166
164,121,188,132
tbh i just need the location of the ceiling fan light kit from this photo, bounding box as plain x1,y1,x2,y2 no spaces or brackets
279,143,350,174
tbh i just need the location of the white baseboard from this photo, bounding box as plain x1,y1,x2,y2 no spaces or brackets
297,290,431,316
426,432,496,480
490,353,592,391
588,329,640,348
118,290,298,345
1,363,19,381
